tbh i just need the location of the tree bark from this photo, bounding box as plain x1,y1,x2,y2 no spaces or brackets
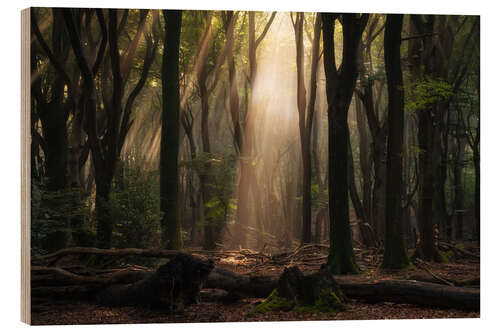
292,13,321,244
322,13,368,274
31,9,72,251
409,15,442,262
354,95,372,225
348,132,377,248
453,135,465,240
160,10,183,250
381,14,410,269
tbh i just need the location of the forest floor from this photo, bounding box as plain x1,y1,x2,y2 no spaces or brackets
31,242,480,325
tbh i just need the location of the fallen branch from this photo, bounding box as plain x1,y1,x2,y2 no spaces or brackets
414,259,454,286
32,247,184,266
439,242,480,260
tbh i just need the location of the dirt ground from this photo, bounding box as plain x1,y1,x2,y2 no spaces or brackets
31,243,480,325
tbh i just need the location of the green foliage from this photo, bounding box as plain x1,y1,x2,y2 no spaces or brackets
359,62,386,87
31,178,93,252
311,182,328,209
405,75,454,112
109,154,162,249
440,250,454,263
182,149,237,232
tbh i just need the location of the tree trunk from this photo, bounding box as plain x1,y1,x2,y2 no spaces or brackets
160,10,183,250
292,12,311,244
415,110,441,261
348,132,376,247
409,15,441,262
354,95,372,224
32,9,71,251
453,135,465,240
322,13,368,274
381,14,410,269
473,148,480,242
357,77,386,242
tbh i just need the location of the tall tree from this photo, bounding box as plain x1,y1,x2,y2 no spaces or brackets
192,11,229,250
31,9,73,250
322,13,368,274
234,11,276,247
63,9,157,248
408,15,442,261
355,15,387,241
160,10,183,250
291,13,321,244
381,14,410,269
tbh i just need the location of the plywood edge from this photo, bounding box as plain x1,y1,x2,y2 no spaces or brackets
21,7,31,326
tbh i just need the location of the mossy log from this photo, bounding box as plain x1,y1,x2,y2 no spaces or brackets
33,254,214,311
205,269,478,311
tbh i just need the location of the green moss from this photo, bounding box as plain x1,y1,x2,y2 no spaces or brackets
248,289,295,317
312,289,346,313
407,262,416,270
328,252,360,275
248,288,346,317
440,250,454,263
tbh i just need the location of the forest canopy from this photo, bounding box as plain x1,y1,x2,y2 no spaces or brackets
30,8,479,266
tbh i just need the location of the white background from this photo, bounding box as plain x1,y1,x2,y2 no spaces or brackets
1,0,497,331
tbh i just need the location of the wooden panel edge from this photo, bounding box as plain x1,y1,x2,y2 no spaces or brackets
21,7,31,325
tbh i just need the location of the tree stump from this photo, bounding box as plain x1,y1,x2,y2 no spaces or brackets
250,265,345,316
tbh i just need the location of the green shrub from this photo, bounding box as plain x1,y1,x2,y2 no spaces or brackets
109,154,162,249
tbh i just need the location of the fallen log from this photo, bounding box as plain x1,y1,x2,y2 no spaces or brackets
407,270,480,288
31,250,479,312
32,246,271,267
32,247,185,266
206,268,478,311
33,254,214,311
338,279,479,311
439,242,480,260
205,267,277,300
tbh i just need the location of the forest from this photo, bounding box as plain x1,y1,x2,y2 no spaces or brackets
29,8,480,324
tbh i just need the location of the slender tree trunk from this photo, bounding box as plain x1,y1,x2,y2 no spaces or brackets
355,95,372,224
409,15,441,262
357,81,386,242
39,102,70,251
198,67,216,249
348,133,376,248
322,13,368,274
160,10,183,250
472,147,480,242
95,177,112,247
292,12,314,244
453,135,465,240
381,14,409,269
372,138,387,241
32,9,71,251
68,107,88,246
